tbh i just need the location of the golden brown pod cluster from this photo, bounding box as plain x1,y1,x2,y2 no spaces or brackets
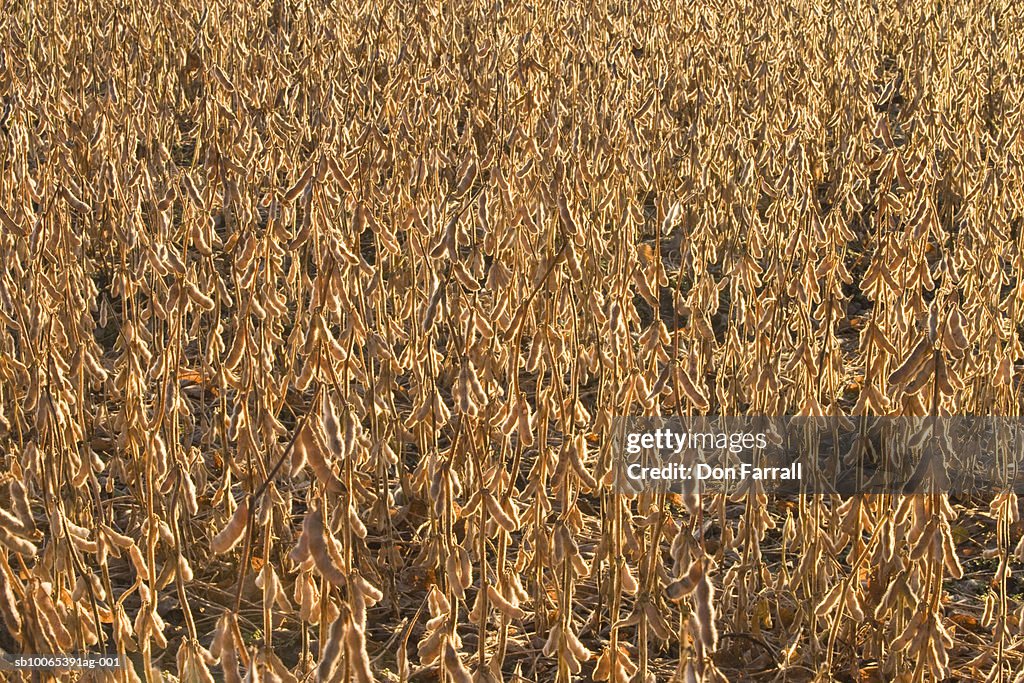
0,0,1022,681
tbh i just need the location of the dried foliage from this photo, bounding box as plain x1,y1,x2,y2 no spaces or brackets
0,0,1023,681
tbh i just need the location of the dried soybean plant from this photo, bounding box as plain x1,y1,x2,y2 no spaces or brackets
0,0,1023,681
